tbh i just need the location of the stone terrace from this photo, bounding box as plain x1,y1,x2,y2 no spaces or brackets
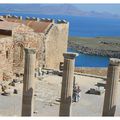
0,74,120,116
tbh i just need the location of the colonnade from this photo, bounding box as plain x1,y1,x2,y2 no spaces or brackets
21,48,120,116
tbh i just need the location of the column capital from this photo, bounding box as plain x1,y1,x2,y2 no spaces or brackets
110,58,120,66
63,52,78,59
24,48,36,54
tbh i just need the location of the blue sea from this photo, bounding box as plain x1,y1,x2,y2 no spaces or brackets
1,12,120,67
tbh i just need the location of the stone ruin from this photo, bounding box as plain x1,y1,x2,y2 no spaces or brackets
0,14,69,81
21,49,120,116
0,14,120,117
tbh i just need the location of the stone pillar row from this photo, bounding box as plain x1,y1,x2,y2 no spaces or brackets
21,48,120,116
21,49,78,116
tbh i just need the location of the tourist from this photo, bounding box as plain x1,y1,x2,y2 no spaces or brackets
72,86,77,102
77,86,81,101
72,85,81,102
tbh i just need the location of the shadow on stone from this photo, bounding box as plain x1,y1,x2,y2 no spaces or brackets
22,88,33,116
86,88,105,95
103,105,116,116
59,96,71,116
109,105,116,116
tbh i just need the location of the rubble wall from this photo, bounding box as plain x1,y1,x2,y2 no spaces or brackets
0,37,13,80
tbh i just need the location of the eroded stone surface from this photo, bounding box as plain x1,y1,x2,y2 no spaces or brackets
0,74,120,116
0,16,69,80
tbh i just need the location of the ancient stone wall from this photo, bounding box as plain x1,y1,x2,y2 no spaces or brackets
0,18,69,79
0,36,13,80
45,23,69,70
12,24,45,73
37,33,46,68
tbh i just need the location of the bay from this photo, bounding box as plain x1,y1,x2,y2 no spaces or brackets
68,48,109,67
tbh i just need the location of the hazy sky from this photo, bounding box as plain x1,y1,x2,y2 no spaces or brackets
0,4,120,15
74,4,120,14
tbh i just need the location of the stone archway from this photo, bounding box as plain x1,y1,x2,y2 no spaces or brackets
13,42,24,68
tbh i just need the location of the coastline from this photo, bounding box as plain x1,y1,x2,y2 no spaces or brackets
68,45,120,58
68,36,120,58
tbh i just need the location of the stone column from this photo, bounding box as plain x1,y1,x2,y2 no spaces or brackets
59,52,78,116
21,48,36,116
102,58,120,116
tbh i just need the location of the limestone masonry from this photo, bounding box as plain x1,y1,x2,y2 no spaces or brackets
0,15,69,80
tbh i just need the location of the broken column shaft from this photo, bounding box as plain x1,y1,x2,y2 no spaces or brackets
21,48,36,116
102,58,120,116
59,52,78,116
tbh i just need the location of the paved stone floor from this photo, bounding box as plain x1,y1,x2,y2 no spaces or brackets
0,74,120,116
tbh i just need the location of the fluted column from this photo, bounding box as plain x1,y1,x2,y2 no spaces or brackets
102,58,120,116
59,52,78,116
21,48,36,116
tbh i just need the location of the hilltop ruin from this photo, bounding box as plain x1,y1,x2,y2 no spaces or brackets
0,15,69,81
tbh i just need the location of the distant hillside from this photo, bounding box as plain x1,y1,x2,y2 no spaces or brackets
68,36,120,58
0,4,120,18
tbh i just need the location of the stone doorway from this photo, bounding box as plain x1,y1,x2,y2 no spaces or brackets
13,43,24,68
